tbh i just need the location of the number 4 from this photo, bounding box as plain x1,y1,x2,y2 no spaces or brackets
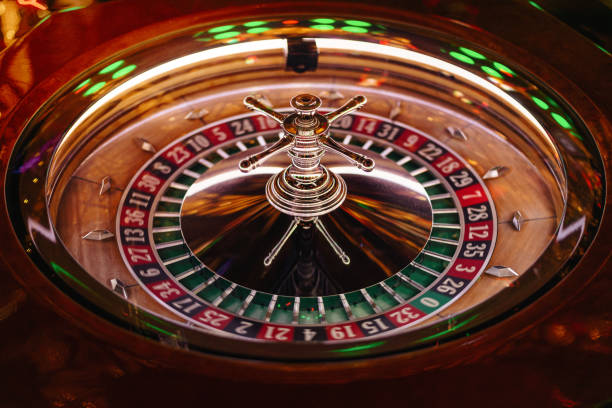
302,328,317,341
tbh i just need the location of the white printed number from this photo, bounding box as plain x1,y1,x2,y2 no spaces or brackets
197,309,230,327
389,307,420,324
263,326,291,341
329,325,358,340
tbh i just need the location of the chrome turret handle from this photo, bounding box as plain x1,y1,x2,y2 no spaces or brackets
239,93,375,173
239,93,376,267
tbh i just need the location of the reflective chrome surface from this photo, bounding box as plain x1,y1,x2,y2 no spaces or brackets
240,93,374,220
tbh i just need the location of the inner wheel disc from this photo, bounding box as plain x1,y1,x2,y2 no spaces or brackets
181,146,433,296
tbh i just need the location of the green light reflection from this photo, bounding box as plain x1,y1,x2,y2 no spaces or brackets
310,24,334,30
449,51,474,64
493,61,514,75
528,1,544,11
546,96,560,108
551,112,572,129
244,21,267,27
99,60,124,74
213,31,240,40
208,25,235,33
51,262,90,290
143,321,176,337
417,314,479,343
458,47,485,60
569,130,584,141
595,43,611,56
344,20,371,27
58,6,85,13
311,18,335,24
341,26,368,33
33,14,51,28
481,66,503,78
112,65,137,79
246,27,270,34
83,81,106,97
73,78,91,91
333,341,385,353
531,96,549,110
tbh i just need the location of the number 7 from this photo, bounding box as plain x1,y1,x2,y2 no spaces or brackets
461,189,482,201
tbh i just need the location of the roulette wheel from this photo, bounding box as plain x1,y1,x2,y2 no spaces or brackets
0,0,610,406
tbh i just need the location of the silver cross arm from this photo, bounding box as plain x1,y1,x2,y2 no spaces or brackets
239,94,374,173
238,134,293,172
325,95,367,124
320,135,375,171
244,96,287,123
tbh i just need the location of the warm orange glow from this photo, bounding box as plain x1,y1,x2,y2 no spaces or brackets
17,0,47,10
357,75,385,87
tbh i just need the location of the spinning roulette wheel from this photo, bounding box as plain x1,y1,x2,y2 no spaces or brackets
0,0,610,405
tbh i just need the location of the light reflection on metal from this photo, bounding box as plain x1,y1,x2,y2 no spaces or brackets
314,217,350,265
556,216,586,242
482,165,509,180
485,265,519,278
187,166,281,194
27,217,56,242
184,108,209,120
332,340,385,353
51,262,90,290
239,93,375,266
134,137,156,153
186,165,424,198
512,210,523,231
263,218,299,266
446,126,468,141
331,166,425,192
82,229,114,241
389,101,402,120
416,314,479,343
99,176,111,196
110,278,129,299
319,89,344,101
